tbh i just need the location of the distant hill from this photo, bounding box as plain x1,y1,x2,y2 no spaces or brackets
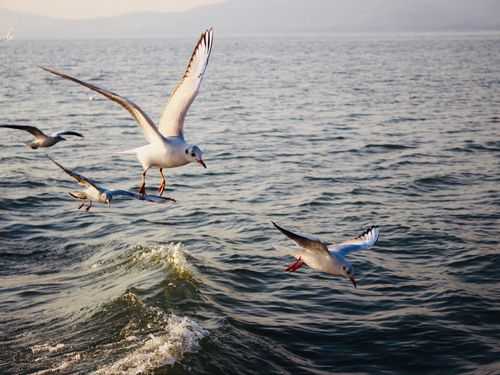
1,0,500,39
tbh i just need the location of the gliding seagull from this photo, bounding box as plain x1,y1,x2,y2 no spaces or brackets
272,222,380,288
0,124,83,149
48,156,175,212
40,28,214,197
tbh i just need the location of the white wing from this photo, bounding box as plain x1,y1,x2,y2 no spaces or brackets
329,226,380,257
40,66,164,145
158,28,214,138
48,156,104,197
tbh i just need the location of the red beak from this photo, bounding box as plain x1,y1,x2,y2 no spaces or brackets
349,275,357,288
198,159,207,169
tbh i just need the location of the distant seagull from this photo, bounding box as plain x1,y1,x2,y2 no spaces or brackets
0,124,83,149
40,27,214,197
48,156,175,211
272,222,380,288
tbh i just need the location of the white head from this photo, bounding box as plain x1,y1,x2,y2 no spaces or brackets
184,145,206,168
100,192,112,207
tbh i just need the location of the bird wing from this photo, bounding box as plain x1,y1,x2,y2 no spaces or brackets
40,66,164,145
329,226,380,257
272,221,329,254
0,124,47,139
158,28,214,138
52,130,84,138
108,190,174,203
48,156,102,193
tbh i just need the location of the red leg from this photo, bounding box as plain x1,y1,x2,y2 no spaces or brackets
158,168,166,196
139,168,148,196
285,257,304,272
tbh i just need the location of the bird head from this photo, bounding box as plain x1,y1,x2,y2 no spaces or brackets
101,192,112,208
341,264,357,288
185,145,206,168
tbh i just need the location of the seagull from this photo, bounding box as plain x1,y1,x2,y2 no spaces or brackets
0,124,83,149
39,27,214,197
272,222,380,288
48,156,175,211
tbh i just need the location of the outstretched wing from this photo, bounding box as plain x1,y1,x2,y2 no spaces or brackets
108,190,175,203
47,155,102,192
40,66,164,145
52,130,84,138
158,28,214,138
0,124,46,139
272,221,329,254
329,226,380,257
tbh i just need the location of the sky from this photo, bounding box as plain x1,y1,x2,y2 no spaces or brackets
1,0,223,19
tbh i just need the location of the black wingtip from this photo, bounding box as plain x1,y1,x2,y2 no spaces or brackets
356,225,378,239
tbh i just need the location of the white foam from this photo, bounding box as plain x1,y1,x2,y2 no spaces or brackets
32,353,81,375
31,343,65,354
130,243,192,277
94,314,207,375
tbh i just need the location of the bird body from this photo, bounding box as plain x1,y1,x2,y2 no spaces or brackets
48,156,174,211
126,137,191,170
40,28,213,197
0,124,83,149
272,222,380,288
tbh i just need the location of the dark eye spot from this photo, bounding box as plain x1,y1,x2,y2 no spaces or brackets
185,149,189,154
191,153,195,157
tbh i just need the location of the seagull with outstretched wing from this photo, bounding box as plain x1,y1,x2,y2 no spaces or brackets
48,156,175,212
0,124,83,149
272,222,380,288
40,28,214,199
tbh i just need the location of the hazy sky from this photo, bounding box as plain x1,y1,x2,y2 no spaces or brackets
1,0,223,19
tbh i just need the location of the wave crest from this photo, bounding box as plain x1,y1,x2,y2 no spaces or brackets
94,312,207,374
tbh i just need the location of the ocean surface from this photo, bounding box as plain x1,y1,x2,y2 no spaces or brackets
1,32,499,374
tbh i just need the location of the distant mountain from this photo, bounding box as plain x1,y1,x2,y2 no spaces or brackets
1,0,500,39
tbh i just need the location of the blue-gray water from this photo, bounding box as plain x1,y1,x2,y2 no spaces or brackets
1,33,500,374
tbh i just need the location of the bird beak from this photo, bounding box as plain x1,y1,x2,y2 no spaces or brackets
106,199,111,208
349,275,357,288
197,159,207,169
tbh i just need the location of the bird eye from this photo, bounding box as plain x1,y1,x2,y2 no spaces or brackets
185,149,189,155
191,152,195,157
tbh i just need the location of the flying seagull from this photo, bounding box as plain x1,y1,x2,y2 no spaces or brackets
0,124,83,149
40,27,214,197
48,156,175,211
272,222,380,288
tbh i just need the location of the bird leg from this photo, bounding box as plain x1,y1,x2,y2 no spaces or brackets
285,257,304,272
85,201,92,212
78,201,85,210
139,169,148,197
158,168,166,196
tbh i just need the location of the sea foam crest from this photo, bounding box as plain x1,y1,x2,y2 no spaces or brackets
94,313,208,374
129,243,192,276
